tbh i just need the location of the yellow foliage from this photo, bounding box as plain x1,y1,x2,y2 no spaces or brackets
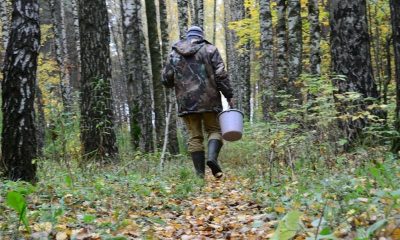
228,0,260,49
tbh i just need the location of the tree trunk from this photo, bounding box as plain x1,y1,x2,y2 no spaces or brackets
276,0,287,80
384,36,392,105
178,0,189,39
191,0,203,28
145,0,166,150
78,0,119,161
0,0,10,50
224,0,235,83
308,0,321,76
121,0,154,152
212,0,217,44
60,0,72,104
49,0,72,112
36,85,45,158
330,0,379,143
226,0,251,120
259,0,275,120
1,0,40,182
390,0,400,152
108,0,128,127
239,41,251,121
287,0,302,99
160,0,179,154
71,0,81,84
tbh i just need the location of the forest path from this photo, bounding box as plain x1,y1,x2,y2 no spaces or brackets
149,173,275,239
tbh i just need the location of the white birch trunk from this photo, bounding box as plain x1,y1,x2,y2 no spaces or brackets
0,0,10,50
71,0,81,77
287,0,302,88
260,0,275,120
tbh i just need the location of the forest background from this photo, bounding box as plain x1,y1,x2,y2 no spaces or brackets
0,0,399,239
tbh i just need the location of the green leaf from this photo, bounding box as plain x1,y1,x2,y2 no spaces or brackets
366,219,387,236
83,214,96,223
271,211,302,240
320,227,332,235
338,139,348,146
6,191,26,214
6,191,30,232
65,175,73,188
147,216,166,225
369,167,380,178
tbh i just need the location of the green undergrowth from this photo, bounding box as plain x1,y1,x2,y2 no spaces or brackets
0,122,399,239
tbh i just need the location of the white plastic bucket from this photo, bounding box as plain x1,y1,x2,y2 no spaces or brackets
218,109,244,141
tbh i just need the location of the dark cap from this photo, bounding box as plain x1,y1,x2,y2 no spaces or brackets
186,26,204,39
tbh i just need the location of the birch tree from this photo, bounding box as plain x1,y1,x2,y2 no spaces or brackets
276,0,288,80
224,0,236,87
260,0,275,120
0,0,10,50
1,0,40,182
178,0,189,39
49,0,72,111
71,0,81,83
225,0,251,120
330,0,379,142
191,0,204,28
145,0,166,150
212,0,217,44
160,0,179,154
78,0,119,161
121,0,154,152
287,0,302,99
308,0,321,76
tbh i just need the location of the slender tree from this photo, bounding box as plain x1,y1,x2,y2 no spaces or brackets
71,0,81,83
145,0,166,150
78,0,119,161
308,0,321,76
1,0,40,182
260,0,275,120
178,0,189,39
160,0,179,154
0,0,10,70
224,0,236,87
191,0,204,28
330,0,379,142
108,0,129,126
390,0,400,152
212,0,217,44
276,0,287,80
36,86,46,157
121,0,154,152
49,0,72,112
0,0,10,49
0,0,10,50
384,35,392,105
287,0,302,99
225,0,251,120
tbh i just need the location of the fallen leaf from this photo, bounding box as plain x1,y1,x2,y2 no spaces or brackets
56,232,68,240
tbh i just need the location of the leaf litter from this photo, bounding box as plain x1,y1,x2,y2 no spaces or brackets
0,160,399,239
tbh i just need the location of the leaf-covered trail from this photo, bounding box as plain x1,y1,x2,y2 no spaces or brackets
150,174,273,239
2,159,400,239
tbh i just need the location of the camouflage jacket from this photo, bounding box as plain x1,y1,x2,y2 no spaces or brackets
162,38,233,116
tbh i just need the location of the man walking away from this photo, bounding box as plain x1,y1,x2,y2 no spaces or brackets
162,26,234,179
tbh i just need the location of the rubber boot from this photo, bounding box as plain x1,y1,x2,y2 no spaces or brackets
191,151,205,178
207,139,223,178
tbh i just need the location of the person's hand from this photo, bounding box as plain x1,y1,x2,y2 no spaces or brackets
227,98,235,108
